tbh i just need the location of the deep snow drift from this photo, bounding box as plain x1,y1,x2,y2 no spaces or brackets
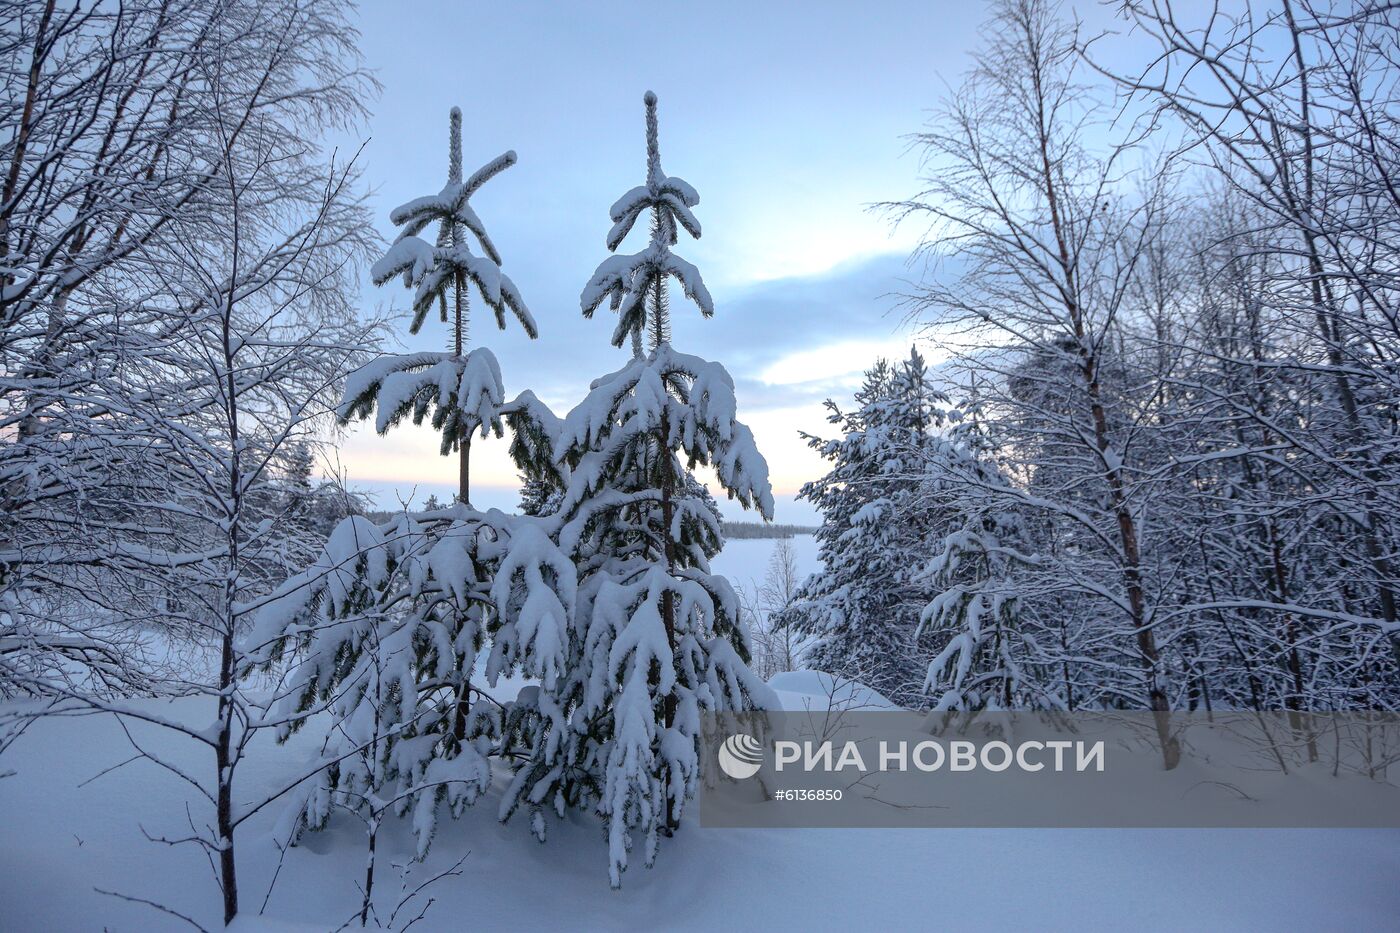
2,669,1397,931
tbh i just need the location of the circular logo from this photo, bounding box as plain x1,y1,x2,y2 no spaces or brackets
718,733,763,779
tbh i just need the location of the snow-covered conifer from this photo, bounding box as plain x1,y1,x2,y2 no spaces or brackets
910,395,1044,710
778,349,956,705
251,110,576,865
500,92,775,887
248,504,575,859
580,91,711,356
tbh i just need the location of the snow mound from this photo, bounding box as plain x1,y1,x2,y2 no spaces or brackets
767,670,899,711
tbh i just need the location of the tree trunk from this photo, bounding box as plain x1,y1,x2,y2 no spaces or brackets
1035,93,1179,767
359,817,378,927
455,268,471,506
659,414,679,832
216,626,238,924
459,434,471,507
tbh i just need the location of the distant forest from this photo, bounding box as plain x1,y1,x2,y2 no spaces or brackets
722,521,817,539
357,513,815,540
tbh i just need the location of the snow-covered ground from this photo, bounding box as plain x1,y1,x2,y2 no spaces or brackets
3,671,1398,931
2,539,1395,930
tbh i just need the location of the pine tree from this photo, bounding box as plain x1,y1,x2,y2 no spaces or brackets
499,92,775,887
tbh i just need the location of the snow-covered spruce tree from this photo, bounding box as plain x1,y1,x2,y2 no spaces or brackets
499,92,775,887
245,110,575,867
246,502,575,858
579,91,709,358
911,393,1047,711
777,349,956,706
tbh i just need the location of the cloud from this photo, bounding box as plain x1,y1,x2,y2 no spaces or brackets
678,251,917,371
757,338,919,387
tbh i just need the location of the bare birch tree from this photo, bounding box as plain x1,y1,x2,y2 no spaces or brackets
2,0,384,924
889,0,1182,764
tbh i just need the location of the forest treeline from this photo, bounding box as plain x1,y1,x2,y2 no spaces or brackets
775,1,1400,749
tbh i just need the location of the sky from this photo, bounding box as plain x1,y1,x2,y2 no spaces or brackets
327,0,1001,523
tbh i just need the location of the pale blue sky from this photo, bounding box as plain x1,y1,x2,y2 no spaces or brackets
327,0,1077,521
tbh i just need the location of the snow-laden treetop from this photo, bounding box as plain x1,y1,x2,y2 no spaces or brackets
372,107,536,340
581,91,711,352
339,108,539,460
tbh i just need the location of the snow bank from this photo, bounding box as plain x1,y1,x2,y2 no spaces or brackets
768,669,899,711
2,696,1397,930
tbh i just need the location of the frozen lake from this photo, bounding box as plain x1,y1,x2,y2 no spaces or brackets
709,533,821,592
